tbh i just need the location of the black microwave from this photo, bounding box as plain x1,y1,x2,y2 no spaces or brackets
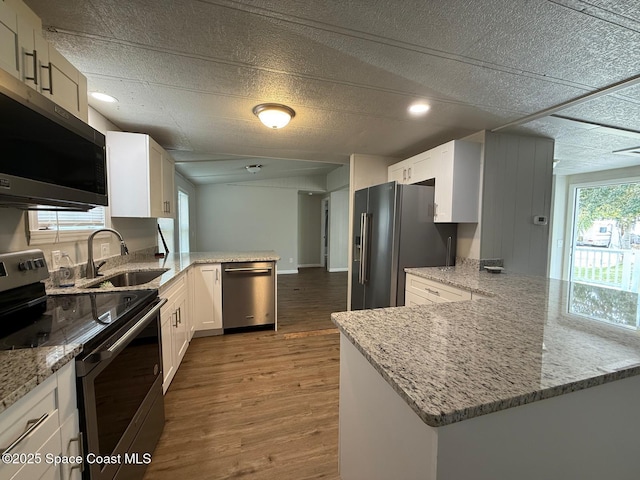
0,69,107,211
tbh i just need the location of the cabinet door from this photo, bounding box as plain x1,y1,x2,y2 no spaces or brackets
0,3,19,78
17,17,48,91
44,47,88,122
173,292,189,366
59,413,82,480
411,149,436,184
160,300,175,394
434,144,454,223
388,163,405,184
161,153,175,218
193,264,223,331
148,140,164,218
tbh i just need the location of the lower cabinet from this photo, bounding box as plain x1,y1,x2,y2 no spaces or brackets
160,274,189,394
405,273,472,305
0,361,81,480
191,264,223,334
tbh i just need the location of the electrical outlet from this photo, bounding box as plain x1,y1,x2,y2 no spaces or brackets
51,250,62,270
101,243,110,258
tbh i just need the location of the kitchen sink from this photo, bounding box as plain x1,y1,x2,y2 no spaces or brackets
84,269,168,288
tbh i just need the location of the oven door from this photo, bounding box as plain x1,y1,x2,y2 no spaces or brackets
77,298,166,480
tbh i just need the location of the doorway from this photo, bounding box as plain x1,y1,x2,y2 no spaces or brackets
321,198,329,269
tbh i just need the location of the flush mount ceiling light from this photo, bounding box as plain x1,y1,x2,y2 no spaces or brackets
252,103,296,129
90,92,118,103
408,102,430,115
246,164,262,174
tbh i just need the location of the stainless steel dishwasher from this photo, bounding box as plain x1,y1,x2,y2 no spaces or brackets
222,261,276,330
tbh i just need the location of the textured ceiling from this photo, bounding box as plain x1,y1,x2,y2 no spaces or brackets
23,0,640,182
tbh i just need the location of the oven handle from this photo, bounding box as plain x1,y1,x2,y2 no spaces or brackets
88,298,166,363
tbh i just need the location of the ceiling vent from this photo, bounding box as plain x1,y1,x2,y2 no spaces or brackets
612,146,640,157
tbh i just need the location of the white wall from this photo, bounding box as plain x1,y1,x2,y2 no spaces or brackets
0,107,158,266
298,193,322,267
327,165,349,192
329,189,349,272
196,184,299,273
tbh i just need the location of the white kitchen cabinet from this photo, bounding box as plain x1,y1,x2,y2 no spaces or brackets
17,16,48,93
191,264,223,334
433,140,481,223
405,273,472,305
387,139,481,222
1,1,88,122
0,361,80,480
43,46,88,123
107,131,176,219
0,2,20,78
160,274,189,393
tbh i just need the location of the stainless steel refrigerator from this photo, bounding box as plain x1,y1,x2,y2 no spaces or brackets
351,181,457,310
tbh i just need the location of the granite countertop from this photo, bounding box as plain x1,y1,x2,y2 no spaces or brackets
1,250,279,415
332,267,640,427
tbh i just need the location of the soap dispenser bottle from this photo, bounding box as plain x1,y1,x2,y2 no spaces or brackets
59,252,76,288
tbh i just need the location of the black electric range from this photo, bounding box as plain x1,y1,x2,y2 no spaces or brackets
0,288,158,351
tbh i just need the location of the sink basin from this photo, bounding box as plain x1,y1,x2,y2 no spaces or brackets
85,269,168,288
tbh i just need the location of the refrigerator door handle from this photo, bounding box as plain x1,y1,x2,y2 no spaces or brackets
360,213,370,284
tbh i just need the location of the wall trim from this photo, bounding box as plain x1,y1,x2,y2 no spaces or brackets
328,267,348,272
298,263,323,268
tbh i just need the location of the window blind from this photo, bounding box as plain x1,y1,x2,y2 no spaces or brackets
36,207,106,230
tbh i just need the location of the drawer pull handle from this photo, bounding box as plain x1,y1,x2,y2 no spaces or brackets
424,288,440,296
69,432,85,473
1,413,49,455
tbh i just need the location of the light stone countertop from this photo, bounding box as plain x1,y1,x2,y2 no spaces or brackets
332,266,640,427
1,251,279,414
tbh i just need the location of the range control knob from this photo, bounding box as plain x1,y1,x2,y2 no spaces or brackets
34,258,46,268
19,259,35,271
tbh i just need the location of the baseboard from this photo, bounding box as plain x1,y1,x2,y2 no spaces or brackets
298,264,323,268
328,267,348,272
277,269,298,275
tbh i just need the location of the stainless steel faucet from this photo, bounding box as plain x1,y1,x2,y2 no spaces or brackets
86,228,129,279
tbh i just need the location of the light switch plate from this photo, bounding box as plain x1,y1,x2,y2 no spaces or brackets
51,250,62,270
101,243,110,258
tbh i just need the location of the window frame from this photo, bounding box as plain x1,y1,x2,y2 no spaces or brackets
27,206,111,245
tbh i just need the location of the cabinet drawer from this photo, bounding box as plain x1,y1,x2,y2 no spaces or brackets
405,290,439,306
0,375,60,480
160,273,186,302
405,274,471,303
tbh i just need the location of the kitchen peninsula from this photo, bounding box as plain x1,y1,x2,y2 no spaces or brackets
332,267,640,480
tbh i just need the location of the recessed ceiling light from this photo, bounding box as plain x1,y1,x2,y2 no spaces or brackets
90,92,118,103
408,103,430,115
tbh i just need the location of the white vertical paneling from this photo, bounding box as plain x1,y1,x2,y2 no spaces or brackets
481,133,554,275
511,137,536,273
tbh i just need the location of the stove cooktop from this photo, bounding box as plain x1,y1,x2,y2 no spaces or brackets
0,289,157,351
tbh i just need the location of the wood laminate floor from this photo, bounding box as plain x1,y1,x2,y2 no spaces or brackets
144,268,347,480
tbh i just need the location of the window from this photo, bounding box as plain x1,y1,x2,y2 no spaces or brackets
178,190,190,253
28,207,107,245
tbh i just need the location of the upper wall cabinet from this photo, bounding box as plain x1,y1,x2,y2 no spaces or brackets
0,1,88,122
107,131,176,219
388,139,481,223
433,140,481,223
0,2,20,78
